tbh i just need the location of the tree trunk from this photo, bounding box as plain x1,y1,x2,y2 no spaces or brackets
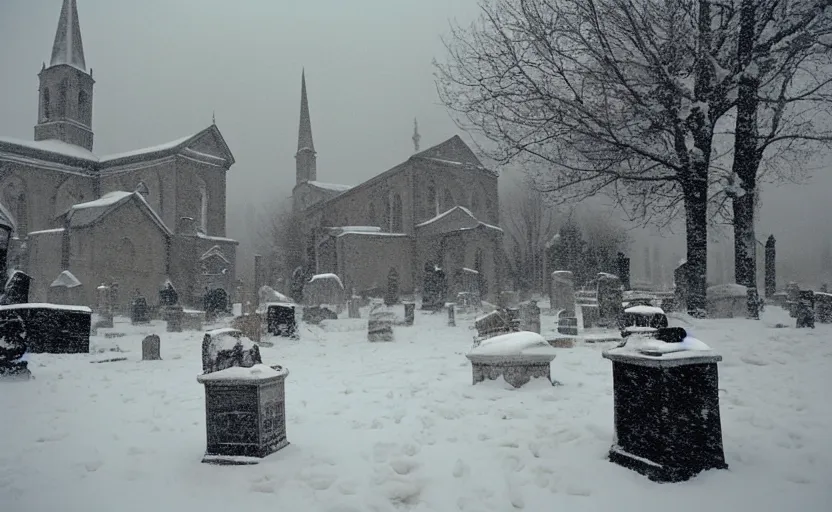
684,175,709,316
732,182,757,288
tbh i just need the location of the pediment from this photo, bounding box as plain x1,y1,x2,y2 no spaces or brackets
183,126,236,166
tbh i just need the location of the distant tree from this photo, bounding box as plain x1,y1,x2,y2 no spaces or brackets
257,201,305,298
502,184,557,293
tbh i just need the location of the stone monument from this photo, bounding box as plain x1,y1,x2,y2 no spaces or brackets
549,271,575,315
142,334,161,361
466,332,558,388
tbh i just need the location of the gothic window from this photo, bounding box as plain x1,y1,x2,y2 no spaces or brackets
42,88,51,120
392,193,403,232
427,184,437,218
78,90,88,119
443,189,454,212
58,80,68,117
198,180,208,233
383,195,391,231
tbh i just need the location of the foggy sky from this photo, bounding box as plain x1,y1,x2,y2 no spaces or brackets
1,0,830,285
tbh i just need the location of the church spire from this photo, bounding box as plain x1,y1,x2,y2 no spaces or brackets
50,0,86,71
295,69,317,184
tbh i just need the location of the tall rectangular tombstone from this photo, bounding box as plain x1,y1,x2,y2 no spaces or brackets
602,348,727,482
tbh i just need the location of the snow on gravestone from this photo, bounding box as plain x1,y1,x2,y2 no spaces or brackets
466,331,558,388
303,274,344,308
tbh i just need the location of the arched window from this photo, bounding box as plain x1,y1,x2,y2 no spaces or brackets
427,184,437,217
78,90,88,119
383,195,391,231
2,176,27,236
443,189,454,212
392,193,403,232
471,192,480,216
199,181,208,233
42,88,51,120
58,80,68,117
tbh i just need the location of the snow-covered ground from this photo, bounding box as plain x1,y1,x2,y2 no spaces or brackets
1,306,830,512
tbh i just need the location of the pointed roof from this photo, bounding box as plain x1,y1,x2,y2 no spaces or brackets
66,191,172,235
412,135,484,168
50,270,82,289
50,0,86,71
297,70,315,153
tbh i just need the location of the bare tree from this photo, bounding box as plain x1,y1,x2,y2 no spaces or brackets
256,201,305,295
436,0,740,313
502,183,557,293
725,0,832,290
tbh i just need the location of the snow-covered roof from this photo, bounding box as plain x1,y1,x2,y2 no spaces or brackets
67,191,172,235
99,135,192,163
308,181,353,192
197,364,288,383
624,305,665,315
411,135,486,169
28,228,64,236
0,136,97,163
416,206,503,233
468,331,557,359
309,273,344,288
0,303,91,313
197,232,238,244
50,270,82,288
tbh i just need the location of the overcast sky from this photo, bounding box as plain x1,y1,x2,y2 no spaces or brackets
1,0,830,284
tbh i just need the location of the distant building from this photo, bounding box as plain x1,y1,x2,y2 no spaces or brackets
291,72,504,300
0,0,237,307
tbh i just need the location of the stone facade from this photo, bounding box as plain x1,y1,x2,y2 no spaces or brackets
0,1,237,308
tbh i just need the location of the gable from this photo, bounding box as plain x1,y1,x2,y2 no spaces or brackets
413,135,484,168
415,206,479,237
185,126,235,166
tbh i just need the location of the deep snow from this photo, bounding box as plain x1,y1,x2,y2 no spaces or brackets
1,305,830,512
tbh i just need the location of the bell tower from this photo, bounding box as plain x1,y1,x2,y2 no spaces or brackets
295,69,317,184
34,0,95,151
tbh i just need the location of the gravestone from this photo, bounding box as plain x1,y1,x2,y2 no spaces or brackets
764,236,776,298
474,310,516,341
403,302,415,326
550,271,575,315
0,316,30,381
231,313,263,343
95,283,114,329
597,273,623,328
0,270,31,306
518,300,541,334
367,308,394,342
421,262,447,311
602,334,728,482
580,304,600,328
616,252,631,291
786,282,800,318
384,268,400,306
142,334,161,361
796,290,815,328
131,295,150,325
302,306,337,325
303,273,345,309
466,332,558,388
447,304,456,327
266,303,297,338
159,281,179,307
197,364,289,464
348,298,361,318
204,288,230,322
0,304,92,353
557,310,579,336
202,329,262,374
165,305,184,332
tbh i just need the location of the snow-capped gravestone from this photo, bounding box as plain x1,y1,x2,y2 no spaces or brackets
550,271,575,315
518,300,541,334
706,284,748,318
619,305,668,338
198,328,288,464
474,309,516,342
786,282,800,318
0,316,31,381
141,334,161,361
466,331,558,388
602,329,728,482
95,284,114,329
265,303,297,338
303,273,345,310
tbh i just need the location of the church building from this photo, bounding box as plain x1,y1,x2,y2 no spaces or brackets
291,73,504,300
0,0,238,307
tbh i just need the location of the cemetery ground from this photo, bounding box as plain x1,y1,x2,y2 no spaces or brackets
1,305,830,512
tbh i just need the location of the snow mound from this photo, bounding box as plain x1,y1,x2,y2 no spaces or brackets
197,364,287,382
708,283,748,299
624,305,665,315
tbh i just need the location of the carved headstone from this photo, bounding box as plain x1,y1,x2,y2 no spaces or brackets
142,334,161,361
785,282,800,318
165,305,184,332
448,304,456,327
384,268,400,306
202,329,262,375
367,308,394,342
557,310,579,336
131,295,150,325
266,304,297,338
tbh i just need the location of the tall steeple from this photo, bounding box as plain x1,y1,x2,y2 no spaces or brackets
295,69,317,184
50,0,87,71
35,0,95,150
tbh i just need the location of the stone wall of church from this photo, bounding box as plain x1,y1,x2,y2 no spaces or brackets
415,229,502,301
25,230,65,302
412,162,499,226
175,157,227,237
0,164,95,235
67,201,168,306
99,161,172,227
336,234,413,295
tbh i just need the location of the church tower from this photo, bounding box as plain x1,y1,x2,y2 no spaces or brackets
295,70,317,184
34,0,95,151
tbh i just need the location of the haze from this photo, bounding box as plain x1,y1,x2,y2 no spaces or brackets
1,0,829,285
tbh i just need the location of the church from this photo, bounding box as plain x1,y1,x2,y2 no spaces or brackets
291,73,504,301
0,0,238,308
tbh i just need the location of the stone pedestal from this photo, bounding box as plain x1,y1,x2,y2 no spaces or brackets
266,304,297,338
197,365,289,464
466,332,557,388
602,348,728,482
142,335,161,360
403,302,415,326
0,304,92,354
